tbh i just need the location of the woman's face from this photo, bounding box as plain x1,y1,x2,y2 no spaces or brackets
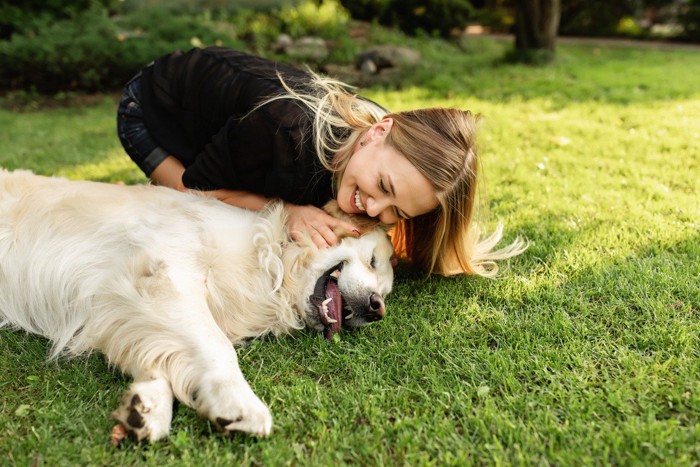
336,119,439,225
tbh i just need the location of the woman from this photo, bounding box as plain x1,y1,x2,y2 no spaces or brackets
117,47,525,276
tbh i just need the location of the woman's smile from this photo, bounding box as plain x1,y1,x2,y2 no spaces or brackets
353,188,366,213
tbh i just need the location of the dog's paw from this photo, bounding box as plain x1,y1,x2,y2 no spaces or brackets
197,381,273,437
212,399,273,437
111,379,173,443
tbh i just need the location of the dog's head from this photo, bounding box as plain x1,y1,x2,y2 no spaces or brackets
293,201,394,340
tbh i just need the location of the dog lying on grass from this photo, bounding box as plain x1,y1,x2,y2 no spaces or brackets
0,169,394,443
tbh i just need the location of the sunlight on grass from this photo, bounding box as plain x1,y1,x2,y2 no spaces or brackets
56,148,148,184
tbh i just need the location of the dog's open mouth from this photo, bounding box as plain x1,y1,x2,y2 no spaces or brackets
309,263,350,340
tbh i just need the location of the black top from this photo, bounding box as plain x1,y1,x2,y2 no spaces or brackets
140,47,333,207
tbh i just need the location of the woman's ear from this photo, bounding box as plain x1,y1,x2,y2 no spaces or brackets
367,118,394,142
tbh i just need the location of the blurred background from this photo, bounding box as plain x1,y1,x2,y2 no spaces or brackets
1,0,698,94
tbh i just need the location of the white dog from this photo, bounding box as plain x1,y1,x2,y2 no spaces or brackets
0,169,394,443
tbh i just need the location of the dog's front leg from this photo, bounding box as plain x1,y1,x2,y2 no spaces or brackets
180,322,273,438
105,261,273,440
111,371,174,443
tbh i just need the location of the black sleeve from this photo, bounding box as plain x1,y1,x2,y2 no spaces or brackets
182,101,333,207
181,108,275,192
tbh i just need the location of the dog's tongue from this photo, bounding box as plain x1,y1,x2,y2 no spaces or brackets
321,279,342,340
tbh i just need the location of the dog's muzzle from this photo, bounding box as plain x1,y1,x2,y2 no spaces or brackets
309,263,385,340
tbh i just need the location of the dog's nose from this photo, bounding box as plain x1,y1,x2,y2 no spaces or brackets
367,293,385,321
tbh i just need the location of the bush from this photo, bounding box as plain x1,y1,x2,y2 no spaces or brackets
0,6,242,92
0,0,120,40
341,0,474,37
679,0,700,41
559,0,637,37
279,0,350,39
0,0,360,93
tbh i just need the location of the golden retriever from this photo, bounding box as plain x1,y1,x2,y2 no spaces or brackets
0,169,394,442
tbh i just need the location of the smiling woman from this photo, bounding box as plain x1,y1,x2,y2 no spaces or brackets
117,46,526,276
335,117,439,224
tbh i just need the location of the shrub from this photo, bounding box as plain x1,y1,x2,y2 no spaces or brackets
0,0,120,40
616,16,644,36
341,0,474,37
679,0,700,41
0,6,242,92
0,0,361,93
279,0,350,39
559,0,639,37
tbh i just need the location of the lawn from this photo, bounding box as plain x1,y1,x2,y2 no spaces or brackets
1,37,698,465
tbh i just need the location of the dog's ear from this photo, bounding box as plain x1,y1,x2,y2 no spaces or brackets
322,200,391,238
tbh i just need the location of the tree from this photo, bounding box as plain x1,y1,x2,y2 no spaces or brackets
511,0,561,63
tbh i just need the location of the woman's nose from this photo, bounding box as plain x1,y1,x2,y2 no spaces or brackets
366,197,397,223
365,196,389,218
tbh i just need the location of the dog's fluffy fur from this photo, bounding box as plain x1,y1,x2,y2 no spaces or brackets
0,169,394,441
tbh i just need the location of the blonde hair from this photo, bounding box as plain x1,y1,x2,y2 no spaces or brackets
258,70,527,277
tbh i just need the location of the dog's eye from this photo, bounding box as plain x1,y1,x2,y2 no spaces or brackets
370,255,376,269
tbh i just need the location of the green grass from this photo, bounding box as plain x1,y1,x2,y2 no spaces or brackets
1,37,699,465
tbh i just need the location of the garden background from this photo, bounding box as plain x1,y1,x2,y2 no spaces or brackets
1,1,699,464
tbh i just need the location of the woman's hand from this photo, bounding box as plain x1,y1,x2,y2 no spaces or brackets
284,203,359,248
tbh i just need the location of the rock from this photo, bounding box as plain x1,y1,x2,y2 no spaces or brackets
355,45,420,75
271,34,293,53
272,35,329,61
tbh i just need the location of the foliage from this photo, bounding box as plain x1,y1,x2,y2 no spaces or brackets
0,0,121,40
559,0,638,37
471,4,514,32
1,37,700,464
558,0,699,39
0,6,243,92
228,9,283,53
278,0,350,39
616,16,645,36
0,0,360,93
679,0,700,41
340,0,475,37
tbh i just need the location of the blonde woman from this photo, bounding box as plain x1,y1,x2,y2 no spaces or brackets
117,47,525,276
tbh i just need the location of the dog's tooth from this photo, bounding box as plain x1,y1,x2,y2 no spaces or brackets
326,317,337,323
321,302,331,320
322,297,333,306
345,312,354,320
330,270,340,279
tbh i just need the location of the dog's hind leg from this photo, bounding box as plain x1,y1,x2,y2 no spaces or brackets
111,371,174,443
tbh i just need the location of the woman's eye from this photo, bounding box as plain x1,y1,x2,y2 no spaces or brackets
379,179,389,194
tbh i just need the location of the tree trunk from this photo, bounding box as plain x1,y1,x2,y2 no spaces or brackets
513,0,562,62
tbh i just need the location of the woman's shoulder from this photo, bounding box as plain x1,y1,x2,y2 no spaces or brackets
194,47,310,83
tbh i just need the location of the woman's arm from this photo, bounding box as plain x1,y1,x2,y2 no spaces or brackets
150,156,270,209
149,156,358,247
149,155,187,190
